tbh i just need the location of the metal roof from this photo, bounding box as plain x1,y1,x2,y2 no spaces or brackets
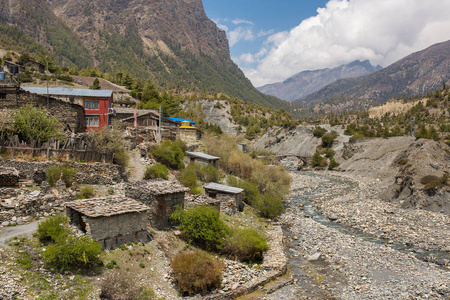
22,87,113,98
204,182,243,194
186,151,220,161
166,117,195,124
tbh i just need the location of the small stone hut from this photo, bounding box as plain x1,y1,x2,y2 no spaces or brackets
65,195,150,249
125,180,189,230
185,152,220,168
204,182,244,213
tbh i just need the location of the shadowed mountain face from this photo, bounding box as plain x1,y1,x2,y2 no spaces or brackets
294,40,450,113
0,0,295,110
258,60,382,102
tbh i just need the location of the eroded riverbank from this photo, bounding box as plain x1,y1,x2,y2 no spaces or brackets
266,171,450,299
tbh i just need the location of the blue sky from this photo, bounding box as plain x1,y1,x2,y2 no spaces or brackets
203,0,450,87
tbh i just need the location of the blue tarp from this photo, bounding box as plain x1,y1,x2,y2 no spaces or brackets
166,117,195,124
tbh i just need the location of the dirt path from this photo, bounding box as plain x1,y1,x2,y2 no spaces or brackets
0,221,39,248
127,149,148,181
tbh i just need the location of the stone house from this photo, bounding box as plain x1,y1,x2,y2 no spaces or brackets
125,180,189,230
204,182,244,213
0,89,84,133
185,152,220,168
65,195,150,249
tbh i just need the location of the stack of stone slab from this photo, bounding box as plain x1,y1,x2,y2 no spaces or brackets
0,167,20,186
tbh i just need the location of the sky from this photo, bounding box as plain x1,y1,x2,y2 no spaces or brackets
203,0,450,87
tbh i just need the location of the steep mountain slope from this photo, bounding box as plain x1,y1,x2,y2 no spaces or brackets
0,0,294,111
295,40,450,113
0,0,92,67
258,60,381,101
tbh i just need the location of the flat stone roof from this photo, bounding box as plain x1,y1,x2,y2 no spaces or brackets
204,182,244,194
131,180,190,195
186,152,220,161
22,87,113,98
65,195,149,218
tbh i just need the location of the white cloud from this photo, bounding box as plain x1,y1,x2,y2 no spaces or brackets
247,0,450,87
232,19,254,25
229,27,255,47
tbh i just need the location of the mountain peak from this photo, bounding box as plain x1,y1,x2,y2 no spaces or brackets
257,60,381,101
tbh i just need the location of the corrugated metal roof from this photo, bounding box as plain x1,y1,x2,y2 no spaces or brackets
22,87,113,98
166,117,195,124
186,151,220,160
204,182,243,194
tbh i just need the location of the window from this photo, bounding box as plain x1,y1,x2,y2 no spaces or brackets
84,116,99,127
84,100,99,110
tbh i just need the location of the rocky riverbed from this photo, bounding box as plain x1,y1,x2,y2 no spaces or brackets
267,171,450,299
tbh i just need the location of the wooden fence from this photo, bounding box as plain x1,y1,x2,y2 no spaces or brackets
0,135,114,163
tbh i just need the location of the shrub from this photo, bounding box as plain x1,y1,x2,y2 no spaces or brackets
78,186,95,199
254,195,284,219
171,205,229,252
143,163,169,180
113,150,130,172
13,105,64,143
328,159,340,170
37,214,69,245
420,175,447,194
227,176,260,205
202,164,219,183
180,163,201,193
321,131,338,148
224,228,268,262
41,235,102,272
100,272,155,300
149,140,185,170
171,250,222,296
313,126,327,138
311,150,327,168
46,165,77,187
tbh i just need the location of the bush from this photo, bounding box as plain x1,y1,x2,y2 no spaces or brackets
254,195,284,219
328,158,340,170
13,105,64,143
113,150,129,172
227,176,260,205
420,175,447,193
224,228,268,262
313,126,327,138
42,235,102,272
143,163,169,180
171,250,222,296
78,186,95,199
321,131,338,148
202,164,219,183
37,214,69,245
171,205,229,252
46,165,77,187
149,140,185,170
180,163,201,193
100,272,155,300
311,151,327,168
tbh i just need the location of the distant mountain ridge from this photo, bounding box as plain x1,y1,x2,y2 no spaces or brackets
294,40,450,113
257,60,382,101
0,0,295,111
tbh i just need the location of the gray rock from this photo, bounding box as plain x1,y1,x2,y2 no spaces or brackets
308,252,322,261
328,214,338,221
1,221,10,226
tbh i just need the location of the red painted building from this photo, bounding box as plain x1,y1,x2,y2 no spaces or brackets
21,87,113,132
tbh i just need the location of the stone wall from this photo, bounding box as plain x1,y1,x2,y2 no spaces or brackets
0,187,70,224
0,157,124,185
1,90,84,133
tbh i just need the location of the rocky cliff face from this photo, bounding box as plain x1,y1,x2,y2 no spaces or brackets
46,0,230,63
258,60,381,102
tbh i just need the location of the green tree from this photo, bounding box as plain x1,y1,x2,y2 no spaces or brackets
89,77,101,90
14,105,64,143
